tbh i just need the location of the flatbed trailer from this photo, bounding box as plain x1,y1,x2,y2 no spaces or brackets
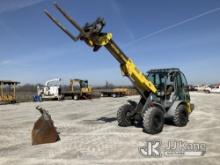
99,88,128,98
62,91,90,100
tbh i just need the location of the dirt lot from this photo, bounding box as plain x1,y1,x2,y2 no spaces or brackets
0,92,219,165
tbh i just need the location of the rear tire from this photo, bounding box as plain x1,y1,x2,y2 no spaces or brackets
143,107,164,134
117,104,134,127
173,104,188,127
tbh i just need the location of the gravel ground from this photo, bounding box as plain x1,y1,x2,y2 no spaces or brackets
0,92,219,165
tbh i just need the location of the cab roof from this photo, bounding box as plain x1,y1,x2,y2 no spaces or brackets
147,68,180,73
0,80,20,85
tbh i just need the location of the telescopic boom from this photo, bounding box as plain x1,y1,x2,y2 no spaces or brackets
45,3,157,100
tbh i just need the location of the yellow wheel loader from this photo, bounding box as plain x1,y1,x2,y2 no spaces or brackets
45,3,194,134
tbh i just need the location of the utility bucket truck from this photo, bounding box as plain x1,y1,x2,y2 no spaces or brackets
45,3,194,134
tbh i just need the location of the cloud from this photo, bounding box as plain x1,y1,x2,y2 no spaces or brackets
123,7,220,47
0,0,44,14
0,60,12,65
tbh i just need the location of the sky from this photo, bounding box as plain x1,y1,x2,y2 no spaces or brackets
0,0,220,86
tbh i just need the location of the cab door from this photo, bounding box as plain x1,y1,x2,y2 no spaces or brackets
175,72,190,101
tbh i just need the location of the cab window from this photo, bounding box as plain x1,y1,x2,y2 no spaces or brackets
180,72,189,91
148,72,167,92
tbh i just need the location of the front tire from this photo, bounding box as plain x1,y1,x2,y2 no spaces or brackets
173,104,188,127
117,104,134,127
143,107,164,134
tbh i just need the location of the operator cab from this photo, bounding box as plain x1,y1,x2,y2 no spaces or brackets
147,68,190,110
79,80,89,88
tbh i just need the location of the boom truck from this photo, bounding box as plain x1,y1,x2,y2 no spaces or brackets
45,3,194,134
62,79,92,100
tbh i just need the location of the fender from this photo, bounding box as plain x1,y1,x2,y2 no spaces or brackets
140,101,166,118
165,101,189,118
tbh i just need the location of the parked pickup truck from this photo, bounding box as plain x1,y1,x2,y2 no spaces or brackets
204,85,220,93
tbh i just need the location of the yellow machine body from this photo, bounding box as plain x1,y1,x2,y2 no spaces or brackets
0,80,20,104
